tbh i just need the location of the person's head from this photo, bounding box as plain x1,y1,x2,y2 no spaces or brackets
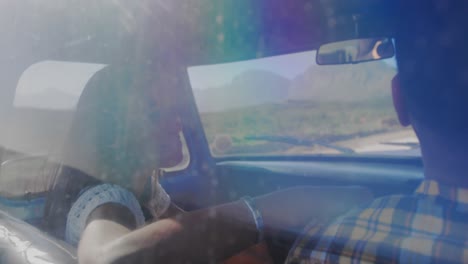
392,1,468,149
61,66,184,197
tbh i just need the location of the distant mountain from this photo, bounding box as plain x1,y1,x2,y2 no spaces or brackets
288,61,397,102
193,70,290,113
193,62,397,113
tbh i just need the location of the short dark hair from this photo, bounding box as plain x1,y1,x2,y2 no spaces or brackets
395,1,468,137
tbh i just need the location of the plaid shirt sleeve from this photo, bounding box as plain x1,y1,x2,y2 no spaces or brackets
285,180,468,264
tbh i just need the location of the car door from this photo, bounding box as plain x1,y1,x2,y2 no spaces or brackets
0,210,77,263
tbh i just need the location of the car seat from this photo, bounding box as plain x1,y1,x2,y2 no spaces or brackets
0,61,108,225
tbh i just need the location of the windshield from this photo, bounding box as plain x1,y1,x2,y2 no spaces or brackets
188,52,419,157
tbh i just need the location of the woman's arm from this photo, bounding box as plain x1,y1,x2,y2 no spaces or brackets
78,186,372,264
78,199,257,264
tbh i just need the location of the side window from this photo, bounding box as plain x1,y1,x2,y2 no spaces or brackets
1,61,107,158
0,61,107,224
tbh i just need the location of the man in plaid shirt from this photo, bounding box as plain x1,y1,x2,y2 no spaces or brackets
286,1,468,263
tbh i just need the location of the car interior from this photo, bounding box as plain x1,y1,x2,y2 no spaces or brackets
0,0,429,263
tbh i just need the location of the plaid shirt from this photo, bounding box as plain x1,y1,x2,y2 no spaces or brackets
286,180,468,264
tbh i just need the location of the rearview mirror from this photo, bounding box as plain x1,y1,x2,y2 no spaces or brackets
316,37,394,65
